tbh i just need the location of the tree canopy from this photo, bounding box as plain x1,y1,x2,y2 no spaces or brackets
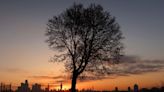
46,3,124,92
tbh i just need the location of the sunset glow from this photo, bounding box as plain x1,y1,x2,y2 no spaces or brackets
0,0,164,91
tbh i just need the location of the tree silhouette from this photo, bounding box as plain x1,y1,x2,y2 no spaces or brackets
46,3,123,92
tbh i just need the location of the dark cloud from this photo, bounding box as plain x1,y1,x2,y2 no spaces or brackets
109,55,164,75
29,75,70,86
1,68,28,73
39,83,60,88
29,75,66,80
78,55,164,82
29,55,164,83
55,79,69,83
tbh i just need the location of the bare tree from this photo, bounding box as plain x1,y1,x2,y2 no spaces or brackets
46,3,123,92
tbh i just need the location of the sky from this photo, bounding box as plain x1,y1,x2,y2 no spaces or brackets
0,0,164,91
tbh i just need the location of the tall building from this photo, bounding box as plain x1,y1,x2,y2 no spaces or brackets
16,80,30,92
0,82,12,92
128,86,131,92
45,84,49,92
32,83,42,92
115,87,118,92
134,84,139,92
60,82,63,91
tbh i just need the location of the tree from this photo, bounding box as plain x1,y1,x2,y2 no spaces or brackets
45,3,123,92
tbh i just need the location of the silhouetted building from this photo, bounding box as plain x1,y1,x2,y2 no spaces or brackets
115,87,118,92
60,82,63,91
45,84,49,92
0,83,12,92
140,88,149,92
160,86,164,92
128,86,131,92
16,80,30,92
32,83,42,92
151,87,160,92
134,84,138,92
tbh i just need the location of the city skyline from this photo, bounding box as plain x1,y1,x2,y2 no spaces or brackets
0,0,164,91
1,79,164,92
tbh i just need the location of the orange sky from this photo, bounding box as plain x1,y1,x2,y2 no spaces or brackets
1,60,164,91
0,0,164,91
42,70,164,90
76,71,164,90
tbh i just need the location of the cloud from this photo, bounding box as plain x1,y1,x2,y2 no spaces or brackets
78,55,164,82
28,75,69,88
29,75,65,80
29,75,70,84
109,55,164,75
29,55,164,83
1,68,28,73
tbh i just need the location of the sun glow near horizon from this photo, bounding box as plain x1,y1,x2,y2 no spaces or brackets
1,66,164,91
30,70,164,90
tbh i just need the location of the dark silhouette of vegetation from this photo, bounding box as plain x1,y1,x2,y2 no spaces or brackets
46,3,123,92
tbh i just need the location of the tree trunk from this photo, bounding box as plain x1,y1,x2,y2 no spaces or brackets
71,72,78,92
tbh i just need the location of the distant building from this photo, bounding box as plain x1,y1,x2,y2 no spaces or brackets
161,86,164,92
128,86,131,92
151,87,160,92
45,84,49,92
140,88,149,92
115,87,118,92
134,84,138,92
32,83,42,92
0,82,12,92
16,80,30,92
60,82,63,91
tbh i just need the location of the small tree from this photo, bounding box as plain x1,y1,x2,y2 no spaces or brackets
46,3,123,92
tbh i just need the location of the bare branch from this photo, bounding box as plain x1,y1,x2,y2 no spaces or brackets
45,3,124,92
